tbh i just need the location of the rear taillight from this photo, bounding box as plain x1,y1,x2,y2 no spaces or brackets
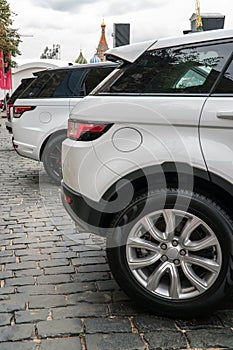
68,119,112,141
6,103,13,119
13,106,36,118
64,194,72,204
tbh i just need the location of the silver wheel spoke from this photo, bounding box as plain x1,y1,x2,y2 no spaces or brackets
183,254,220,273
127,237,160,253
163,209,176,240
181,262,208,292
169,264,180,299
184,236,218,251
140,216,167,242
147,262,169,291
147,262,180,298
180,216,202,246
128,253,161,270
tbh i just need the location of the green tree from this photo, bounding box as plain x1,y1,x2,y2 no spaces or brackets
0,0,21,70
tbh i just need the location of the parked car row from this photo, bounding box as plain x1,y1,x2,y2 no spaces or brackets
9,28,233,318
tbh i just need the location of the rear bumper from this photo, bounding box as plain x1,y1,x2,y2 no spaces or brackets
61,181,110,237
12,138,38,161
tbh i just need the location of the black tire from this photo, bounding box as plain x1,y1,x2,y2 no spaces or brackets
106,189,233,318
42,133,66,184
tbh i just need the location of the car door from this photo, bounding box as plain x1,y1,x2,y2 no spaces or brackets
200,55,233,186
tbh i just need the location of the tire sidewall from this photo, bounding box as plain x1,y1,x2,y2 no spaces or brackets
42,133,66,183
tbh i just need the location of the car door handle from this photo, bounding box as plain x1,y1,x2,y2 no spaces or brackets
217,112,233,120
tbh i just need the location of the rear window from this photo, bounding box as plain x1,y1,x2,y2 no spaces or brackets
20,69,88,98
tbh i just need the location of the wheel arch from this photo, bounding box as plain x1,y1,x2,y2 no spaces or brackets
39,129,67,161
100,162,233,228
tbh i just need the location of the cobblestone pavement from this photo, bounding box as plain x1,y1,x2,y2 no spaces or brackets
1,116,233,350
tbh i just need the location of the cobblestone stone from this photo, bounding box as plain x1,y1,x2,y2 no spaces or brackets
5,276,35,287
133,315,178,331
84,317,132,333
0,296,26,313
187,328,233,348
5,261,37,271
44,265,75,275
39,258,70,268
53,304,109,318
72,271,110,282
0,341,38,350
0,312,12,326
55,281,96,294
85,333,146,350
0,324,34,342
28,295,68,309
39,337,82,350
36,274,72,285
144,330,187,349
15,309,49,324
68,291,112,304
37,318,83,338
15,268,43,277
17,284,55,295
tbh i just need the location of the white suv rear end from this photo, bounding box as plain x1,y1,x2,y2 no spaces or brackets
12,62,118,183
62,29,233,317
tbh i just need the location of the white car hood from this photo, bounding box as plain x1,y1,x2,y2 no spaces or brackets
105,39,156,63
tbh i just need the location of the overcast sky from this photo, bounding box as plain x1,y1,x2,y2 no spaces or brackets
7,0,233,63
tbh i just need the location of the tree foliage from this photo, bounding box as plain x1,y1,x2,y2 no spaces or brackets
0,0,21,70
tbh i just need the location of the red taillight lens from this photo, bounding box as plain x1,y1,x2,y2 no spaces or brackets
68,120,112,141
13,106,36,118
64,194,72,204
6,103,13,119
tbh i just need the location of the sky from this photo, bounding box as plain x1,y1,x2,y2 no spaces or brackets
7,0,233,63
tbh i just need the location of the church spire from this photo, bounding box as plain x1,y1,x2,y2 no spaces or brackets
96,20,108,61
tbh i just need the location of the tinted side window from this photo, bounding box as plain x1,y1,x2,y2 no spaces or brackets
59,69,87,97
20,71,66,98
20,69,87,98
84,67,115,95
104,42,232,94
8,78,35,103
214,59,233,94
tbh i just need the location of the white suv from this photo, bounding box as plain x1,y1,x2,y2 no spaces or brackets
12,62,118,183
62,29,233,318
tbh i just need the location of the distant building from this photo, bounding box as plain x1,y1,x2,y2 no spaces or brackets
96,20,109,61
75,49,88,64
190,13,225,31
184,12,225,34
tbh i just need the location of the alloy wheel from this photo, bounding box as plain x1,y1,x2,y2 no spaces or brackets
126,209,222,300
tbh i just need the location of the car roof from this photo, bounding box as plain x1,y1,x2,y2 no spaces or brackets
33,61,119,76
106,29,233,63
